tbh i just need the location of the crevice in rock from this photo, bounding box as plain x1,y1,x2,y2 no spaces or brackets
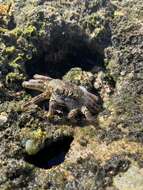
24,24,105,79
24,135,73,169
25,46,105,79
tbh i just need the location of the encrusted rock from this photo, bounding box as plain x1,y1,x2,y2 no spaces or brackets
94,71,114,101
63,67,94,91
0,112,8,126
113,164,143,190
25,139,44,155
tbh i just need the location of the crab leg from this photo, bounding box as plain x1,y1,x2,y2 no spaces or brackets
22,91,50,111
33,74,52,81
47,100,59,119
22,80,45,92
29,79,43,83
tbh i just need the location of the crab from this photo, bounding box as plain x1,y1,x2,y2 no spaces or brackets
22,74,101,121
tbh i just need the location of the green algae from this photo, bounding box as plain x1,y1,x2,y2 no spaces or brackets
23,25,36,37
4,46,16,54
8,27,22,38
6,72,24,83
9,55,23,68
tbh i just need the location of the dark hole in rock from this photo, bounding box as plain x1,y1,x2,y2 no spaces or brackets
24,135,73,169
25,24,105,78
25,48,104,79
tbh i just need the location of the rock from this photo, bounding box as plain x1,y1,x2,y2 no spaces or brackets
63,67,94,91
94,71,105,90
94,71,114,101
113,164,143,190
0,0,143,189
0,82,4,89
0,112,8,126
25,139,43,155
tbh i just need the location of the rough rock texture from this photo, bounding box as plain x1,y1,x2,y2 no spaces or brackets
0,0,143,189
113,163,143,190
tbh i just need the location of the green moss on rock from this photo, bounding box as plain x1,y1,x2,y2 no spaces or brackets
6,72,25,83
4,46,16,54
63,67,94,90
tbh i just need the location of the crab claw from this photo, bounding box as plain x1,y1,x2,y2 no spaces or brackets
33,74,52,81
22,80,45,92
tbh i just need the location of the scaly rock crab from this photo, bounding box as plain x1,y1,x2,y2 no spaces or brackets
22,74,101,121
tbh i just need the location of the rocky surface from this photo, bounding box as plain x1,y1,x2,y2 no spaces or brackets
0,0,143,189
113,163,143,190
